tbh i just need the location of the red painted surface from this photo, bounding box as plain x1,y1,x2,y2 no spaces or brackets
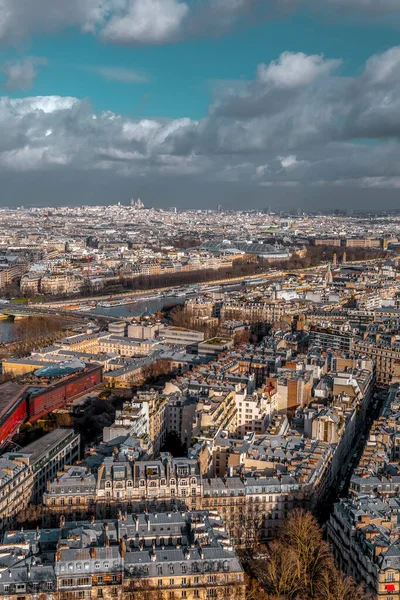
28,365,103,422
0,399,27,443
0,365,103,438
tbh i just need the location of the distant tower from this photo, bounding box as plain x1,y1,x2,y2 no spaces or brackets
343,251,347,264
333,253,337,267
395,256,399,268
131,198,144,209
217,205,223,214
324,262,333,287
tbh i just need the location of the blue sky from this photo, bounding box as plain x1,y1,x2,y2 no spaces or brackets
1,0,400,208
2,14,399,119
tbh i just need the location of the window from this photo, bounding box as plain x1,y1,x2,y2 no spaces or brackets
169,565,174,574
194,591,199,598
158,580,163,587
386,573,395,582
208,576,216,584
182,592,187,598
181,564,187,574
170,579,175,586
158,566,163,575
98,576,103,585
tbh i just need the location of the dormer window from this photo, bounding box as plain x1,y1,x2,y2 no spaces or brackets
106,481,112,488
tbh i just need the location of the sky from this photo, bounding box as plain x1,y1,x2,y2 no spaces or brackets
1,1,400,210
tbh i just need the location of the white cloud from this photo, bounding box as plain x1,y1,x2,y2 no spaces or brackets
363,46,400,85
100,0,189,44
257,51,341,88
2,56,47,90
279,155,302,169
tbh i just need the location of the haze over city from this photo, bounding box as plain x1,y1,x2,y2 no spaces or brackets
1,0,400,207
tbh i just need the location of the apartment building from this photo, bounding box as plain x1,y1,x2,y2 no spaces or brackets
59,332,100,352
43,454,203,519
309,326,353,353
234,389,275,437
220,300,290,330
0,511,245,600
21,428,80,503
353,336,400,385
197,391,237,438
0,455,33,530
327,385,400,597
162,327,205,346
99,335,157,356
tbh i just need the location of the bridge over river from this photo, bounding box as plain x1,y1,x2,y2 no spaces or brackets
0,305,120,321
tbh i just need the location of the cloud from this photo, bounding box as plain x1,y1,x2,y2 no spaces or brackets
257,52,341,88
100,0,189,45
2,56,47,90
2,47,400,206
1,0,400,48
83,65,150,83
278,155,307,169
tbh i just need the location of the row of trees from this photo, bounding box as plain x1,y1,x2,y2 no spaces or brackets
0,317,72,358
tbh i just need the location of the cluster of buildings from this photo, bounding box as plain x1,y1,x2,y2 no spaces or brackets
0,510,245,600
328,384,400,598
0,204,399,296
2,207,400,598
